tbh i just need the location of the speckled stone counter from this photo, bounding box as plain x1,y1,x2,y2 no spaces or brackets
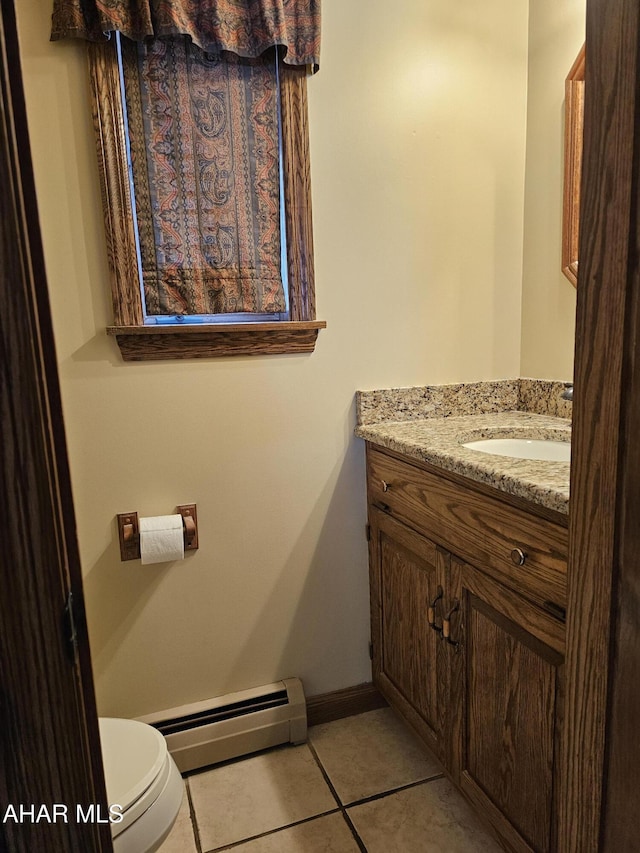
355,380,572,514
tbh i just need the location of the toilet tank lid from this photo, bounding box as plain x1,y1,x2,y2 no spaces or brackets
99,717,168,811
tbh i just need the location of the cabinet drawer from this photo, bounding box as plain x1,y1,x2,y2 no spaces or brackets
367,447,567,610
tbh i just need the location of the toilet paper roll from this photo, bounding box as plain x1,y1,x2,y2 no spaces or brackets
139,515,184,565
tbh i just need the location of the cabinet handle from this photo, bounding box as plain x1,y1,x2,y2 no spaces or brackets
510,547,527,566
427,588,443,633
442,600,460,649
381,480,391,492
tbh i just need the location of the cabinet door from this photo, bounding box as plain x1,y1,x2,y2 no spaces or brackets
369,508,448,758
450,558,565,853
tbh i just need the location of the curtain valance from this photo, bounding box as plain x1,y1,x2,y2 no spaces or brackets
51,0,321,68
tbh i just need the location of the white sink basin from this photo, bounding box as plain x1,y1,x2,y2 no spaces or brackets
462,437,571,462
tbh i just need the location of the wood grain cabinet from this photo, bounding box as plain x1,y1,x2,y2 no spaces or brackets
369,508,450,761
366,445,568,853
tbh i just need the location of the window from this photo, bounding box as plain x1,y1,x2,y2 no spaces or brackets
88,37,324,360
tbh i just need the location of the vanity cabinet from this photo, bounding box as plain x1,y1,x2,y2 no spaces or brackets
368,509,450,761
451,559,564,853
366,444,568,853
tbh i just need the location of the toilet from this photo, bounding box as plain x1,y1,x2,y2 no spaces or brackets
99,717,184,853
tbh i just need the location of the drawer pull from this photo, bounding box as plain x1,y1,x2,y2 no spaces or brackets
428,587,443,633
381,480,391,492
510,547,527,566
442,600,460,649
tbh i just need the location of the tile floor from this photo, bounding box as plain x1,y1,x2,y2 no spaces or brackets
158,707,503,852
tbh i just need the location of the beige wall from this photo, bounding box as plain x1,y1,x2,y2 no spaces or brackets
16,1,528,718
520,0,585,379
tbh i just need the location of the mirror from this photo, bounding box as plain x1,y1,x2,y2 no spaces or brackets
562,44,585,287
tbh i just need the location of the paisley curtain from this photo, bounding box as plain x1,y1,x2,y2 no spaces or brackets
122,38,285,316
51,0,321,317
51,0,321,69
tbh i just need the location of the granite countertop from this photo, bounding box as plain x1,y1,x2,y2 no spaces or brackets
354,381,572,515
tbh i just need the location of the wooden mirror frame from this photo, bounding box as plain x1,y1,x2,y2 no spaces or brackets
562,44,585,287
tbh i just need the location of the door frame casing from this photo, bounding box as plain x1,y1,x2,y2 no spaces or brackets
0,0,111,849
560,0,640,849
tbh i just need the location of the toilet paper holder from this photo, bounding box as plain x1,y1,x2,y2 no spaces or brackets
117,505,198,561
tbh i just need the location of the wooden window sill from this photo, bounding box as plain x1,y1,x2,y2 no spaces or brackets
106,321,326,361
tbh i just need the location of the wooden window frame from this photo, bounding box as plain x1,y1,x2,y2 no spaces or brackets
88,40,325,361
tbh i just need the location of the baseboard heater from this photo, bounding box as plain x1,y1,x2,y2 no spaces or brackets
138,677,307,773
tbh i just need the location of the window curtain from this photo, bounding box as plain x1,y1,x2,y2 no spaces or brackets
51,0,320,318
123,38,285,316
51,0,321,69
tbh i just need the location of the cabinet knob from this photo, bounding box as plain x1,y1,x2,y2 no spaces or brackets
381,480,391,492
510,548,527,566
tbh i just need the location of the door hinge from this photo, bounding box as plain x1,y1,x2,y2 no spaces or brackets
365,524,371,542
368,641,374,660
63,590,78,661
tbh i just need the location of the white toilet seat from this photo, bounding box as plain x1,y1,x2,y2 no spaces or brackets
99,717,184,853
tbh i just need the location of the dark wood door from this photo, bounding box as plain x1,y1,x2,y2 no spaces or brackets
0,1,112,850
451,559,565,853
559,0,640,848
369,508,448,759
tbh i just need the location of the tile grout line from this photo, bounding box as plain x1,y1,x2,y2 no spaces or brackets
306,738,367,852
339,810,368,853
199,808,342,853
184,777,204,853
343,771,445,810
